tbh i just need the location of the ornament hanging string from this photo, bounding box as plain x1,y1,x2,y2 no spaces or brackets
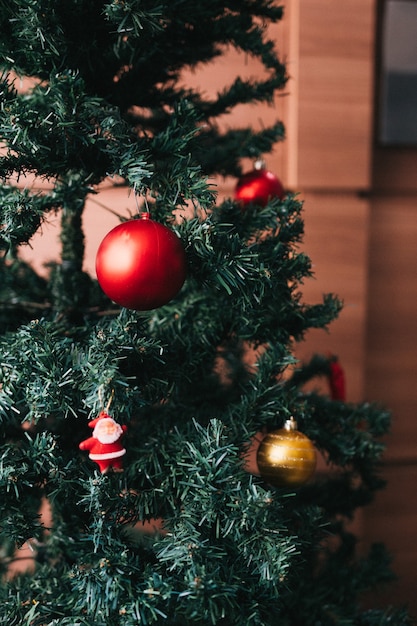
135,192,150,216
105,389,115,413
254,157,266,171
97,387,115,416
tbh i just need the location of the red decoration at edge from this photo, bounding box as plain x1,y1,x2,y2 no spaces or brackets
329,358,346,401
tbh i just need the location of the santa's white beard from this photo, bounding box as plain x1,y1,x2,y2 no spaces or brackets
92,419,123,444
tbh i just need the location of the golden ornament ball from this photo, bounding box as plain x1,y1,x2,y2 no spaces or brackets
256,417,316,487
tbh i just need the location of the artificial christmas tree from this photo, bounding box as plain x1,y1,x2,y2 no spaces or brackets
0,2,410,625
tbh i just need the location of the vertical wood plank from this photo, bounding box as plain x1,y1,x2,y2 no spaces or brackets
296,0,376,190
365,199,417,460
294,192,370,403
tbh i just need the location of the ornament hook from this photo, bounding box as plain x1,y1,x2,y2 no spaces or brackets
254,157,266,170
284,416,298,431
134,192,146,216
105,389,115,413
97,387,115,414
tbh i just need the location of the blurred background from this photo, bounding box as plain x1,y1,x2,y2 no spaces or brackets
16,0,417,614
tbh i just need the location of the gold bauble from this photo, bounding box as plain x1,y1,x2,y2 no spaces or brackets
256,417,316,487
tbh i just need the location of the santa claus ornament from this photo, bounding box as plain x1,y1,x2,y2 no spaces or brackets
234,160,284,208
79,411,127,474
96,212,187,310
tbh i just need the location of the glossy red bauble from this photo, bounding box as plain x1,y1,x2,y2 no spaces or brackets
96,214,187,310
235,167,284,207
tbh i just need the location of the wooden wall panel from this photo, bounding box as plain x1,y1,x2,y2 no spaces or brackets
374,148,417,193
288,2,417,613
295,0,375,191
362,195,417,617
365,198,417,460
286,0,375,401
294,192,370,403
361,463,417,613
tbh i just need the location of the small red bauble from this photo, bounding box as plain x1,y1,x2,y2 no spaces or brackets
96,213,187,310
235,166,284,207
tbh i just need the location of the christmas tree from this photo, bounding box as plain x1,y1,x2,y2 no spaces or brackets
0,2,410,625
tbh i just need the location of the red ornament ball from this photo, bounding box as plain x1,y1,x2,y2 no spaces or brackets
96,213,187,310
235,167,284,207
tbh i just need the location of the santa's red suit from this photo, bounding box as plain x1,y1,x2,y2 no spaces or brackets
79,411,127,473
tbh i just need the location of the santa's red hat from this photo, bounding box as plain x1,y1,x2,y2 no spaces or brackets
88,410,112,428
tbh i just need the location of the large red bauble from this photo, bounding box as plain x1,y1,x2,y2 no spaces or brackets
235,167,284,207
96,213,187,310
